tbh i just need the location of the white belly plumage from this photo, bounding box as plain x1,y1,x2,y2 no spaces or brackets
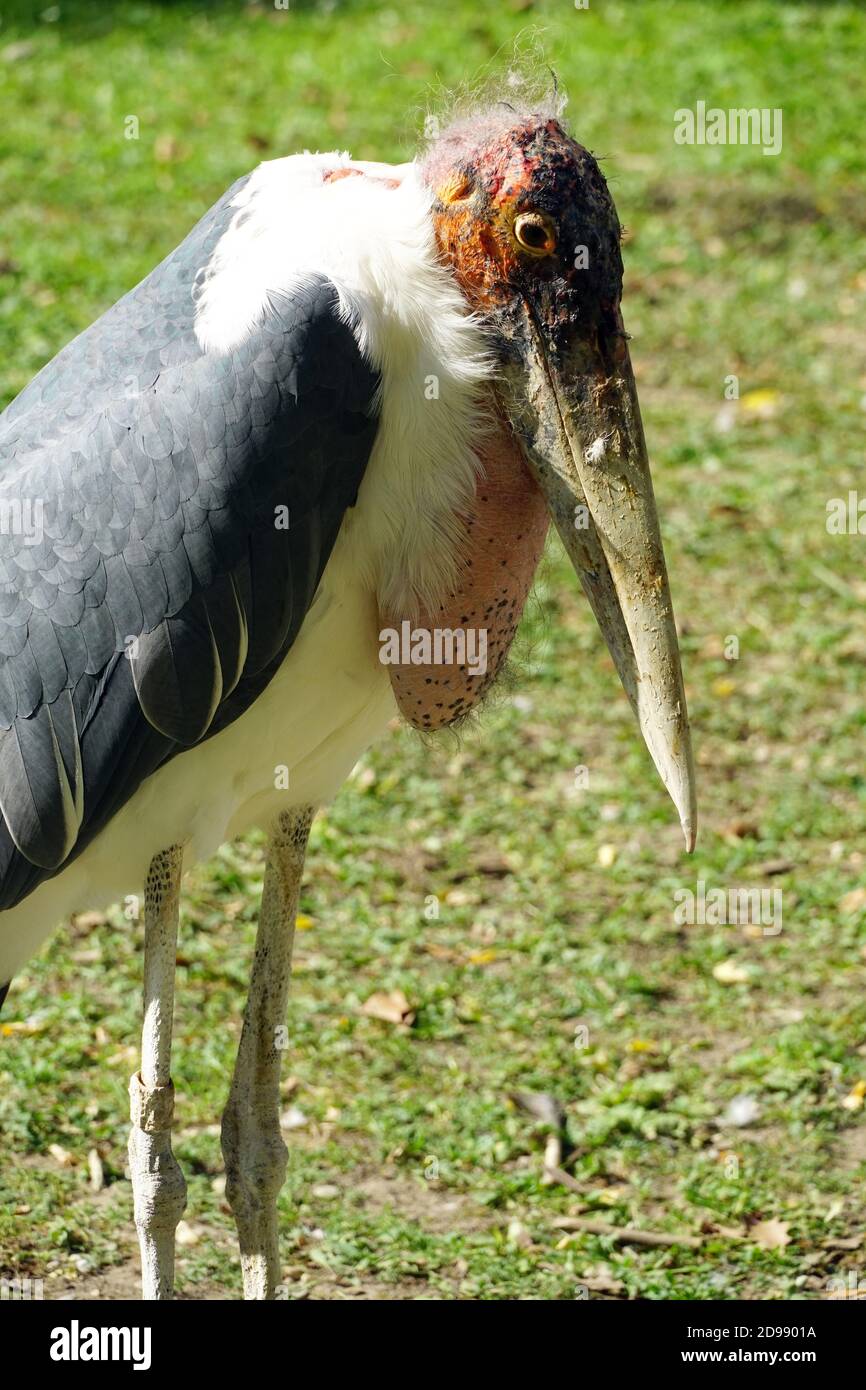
0,542,397,984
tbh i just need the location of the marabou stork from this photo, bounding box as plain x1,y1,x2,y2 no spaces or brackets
0,101,696,1300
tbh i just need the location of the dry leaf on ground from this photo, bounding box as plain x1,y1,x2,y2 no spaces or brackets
750,1219,791,1250
361,989,415,1026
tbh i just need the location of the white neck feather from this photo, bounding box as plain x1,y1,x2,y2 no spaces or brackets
194,153,496,614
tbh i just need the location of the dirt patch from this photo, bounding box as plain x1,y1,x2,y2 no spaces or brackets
353,1166,493,1235
50,1259,226,1303
835,1125,866,1173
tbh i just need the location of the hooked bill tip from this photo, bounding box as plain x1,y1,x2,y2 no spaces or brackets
680,813,697,854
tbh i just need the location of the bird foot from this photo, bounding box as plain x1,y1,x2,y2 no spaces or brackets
128,1071,187,1300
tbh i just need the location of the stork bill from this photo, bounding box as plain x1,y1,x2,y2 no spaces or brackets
0,104,696,1298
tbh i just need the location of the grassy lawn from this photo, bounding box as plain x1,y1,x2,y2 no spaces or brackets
1,0,865,1300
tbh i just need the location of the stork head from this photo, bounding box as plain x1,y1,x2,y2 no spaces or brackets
423,111,697,850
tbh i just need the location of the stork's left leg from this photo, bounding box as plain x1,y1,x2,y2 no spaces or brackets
221,805,314,1300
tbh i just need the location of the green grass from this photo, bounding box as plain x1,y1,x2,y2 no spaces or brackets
1,0,865,1300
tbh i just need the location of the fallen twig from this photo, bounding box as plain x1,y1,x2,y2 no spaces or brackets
543,1163,584,1194
552,1214,703,1249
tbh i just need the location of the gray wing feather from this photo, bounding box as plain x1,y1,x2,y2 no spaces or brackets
0,173,380,904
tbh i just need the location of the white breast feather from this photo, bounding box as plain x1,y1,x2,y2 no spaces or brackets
194,153,496,615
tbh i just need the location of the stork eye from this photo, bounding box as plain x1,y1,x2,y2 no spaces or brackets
514,212,557,256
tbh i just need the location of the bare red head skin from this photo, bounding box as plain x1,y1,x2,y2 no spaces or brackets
423,115,626,366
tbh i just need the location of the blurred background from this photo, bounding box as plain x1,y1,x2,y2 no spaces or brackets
0,0,864,1300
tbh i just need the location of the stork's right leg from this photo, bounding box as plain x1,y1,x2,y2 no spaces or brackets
128,845,187,1301
221,806,313,1300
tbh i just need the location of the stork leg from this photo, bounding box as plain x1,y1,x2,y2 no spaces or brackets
221,805,313,1300
128,845,187,1301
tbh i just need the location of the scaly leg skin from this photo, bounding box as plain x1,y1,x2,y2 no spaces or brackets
221,806,314,1300
128,845,188,1301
